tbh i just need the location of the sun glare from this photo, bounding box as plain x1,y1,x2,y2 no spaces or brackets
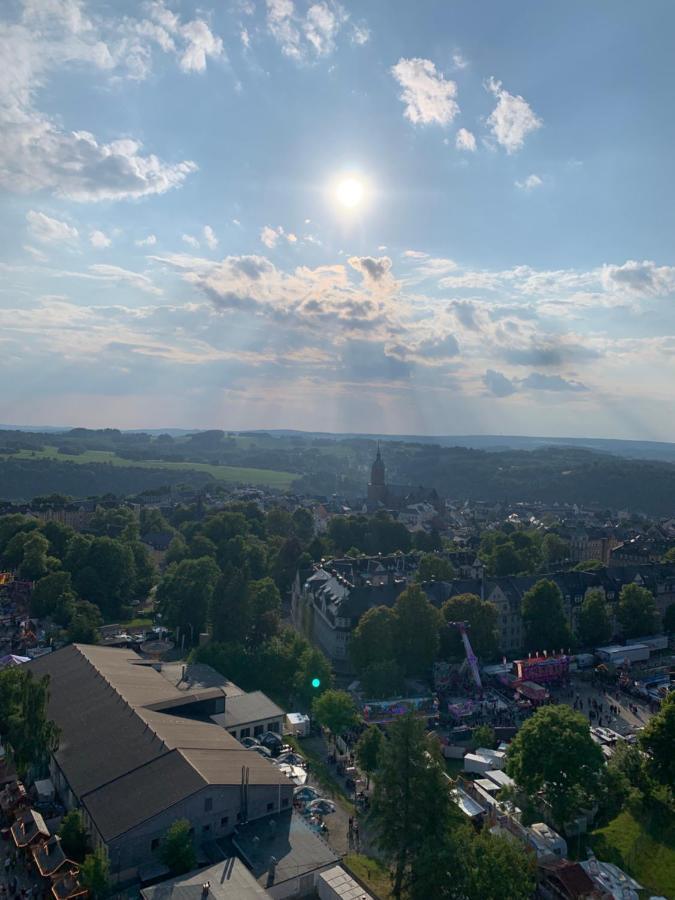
334,176,365,209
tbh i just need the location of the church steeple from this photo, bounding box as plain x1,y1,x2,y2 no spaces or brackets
368,442,387,504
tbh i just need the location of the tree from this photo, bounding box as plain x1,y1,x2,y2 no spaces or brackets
67,600,102,644
541,533,570,567
355,725,384,787
662,545,675,563
464,831,535,900
393,585,441,677
572,559,604,572
294,646,333,705
506,705,603,826
312,689,357,742
577,589,611,648
160,819,196,875
30,571,75,622
247,577,282,645
372,714,456,898
80,848,109,898
18,531,54,581
664,602,675,634
58,810,88,862
349,606,397,675
617,583,658,638
639,690,675,788
521,579,573,653
291,507,314,542
360,659,405,699
441,593,498,661
156,556,220,641
210,566,251,644
0,668,59,777
416,554,455,583
472,724,496,750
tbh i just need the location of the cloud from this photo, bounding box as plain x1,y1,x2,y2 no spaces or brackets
87,264,162,295
266,0,350,62
182,234,200,248
503,341,599,367
414,333,460,359
403,250,429,259
451,300,479,330
456,128,476,152
515,174,542,191
351,24,370,45
26,210,78,244
260,225,298,248
484,369,516,397
240,27,250,48
486,77,542,153
0,0,203,202
136,234,157,247
203,225,218,249
452,52,468,70
348,255,392,283
520,372,588,392
89,229,111,248
601,260,675,297
391,58,459,126
23,243,48,261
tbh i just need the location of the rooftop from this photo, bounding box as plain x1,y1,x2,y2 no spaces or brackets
211,692,284,729
141,859,271,900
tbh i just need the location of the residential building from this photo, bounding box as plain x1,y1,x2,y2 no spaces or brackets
211,691,285,741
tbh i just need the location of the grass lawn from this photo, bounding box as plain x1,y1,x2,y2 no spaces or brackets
3,446,297,489
590,805,675,898
343,854,392,899
117,617,154,629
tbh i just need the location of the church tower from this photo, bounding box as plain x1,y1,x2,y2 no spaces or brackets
367,442,388,504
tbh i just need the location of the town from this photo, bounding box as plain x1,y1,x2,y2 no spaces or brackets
0,442,673,899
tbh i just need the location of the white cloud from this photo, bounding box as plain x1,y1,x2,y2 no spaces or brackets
87,263,162,295
601,260,675,296
351,24,370,45
232,218,242,227
515,173,542,191
403,250,429,259
203,225,218,249
266,0,350,62
452,52,468,70
486,77,542,153
455,128,476,152
89,229,111,248
176,17,224,73
286,232,298,243
136,234,157,247
260,224,297,248
182,234,200,248
23,243,48,261
240,27,250,48
391,58,459,126
26,210,78,244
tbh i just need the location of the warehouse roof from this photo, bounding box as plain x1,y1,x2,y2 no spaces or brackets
211,692,284,730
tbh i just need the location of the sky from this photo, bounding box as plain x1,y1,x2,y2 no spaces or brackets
1,0,675,439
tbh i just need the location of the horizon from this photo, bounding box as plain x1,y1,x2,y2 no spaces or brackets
2,1,675,439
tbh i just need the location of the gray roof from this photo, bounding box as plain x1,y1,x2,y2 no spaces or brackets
28,645,292,842
141,860,271,900
211,692,284,729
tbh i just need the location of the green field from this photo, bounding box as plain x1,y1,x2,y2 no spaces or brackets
590,806,675,898
2,446,298,490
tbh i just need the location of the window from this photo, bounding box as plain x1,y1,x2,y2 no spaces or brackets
221,816,229,827
254,724,264,737
281,798,289,808
268,721,280,733
151,838,159,851
240,727,251,739
267,802,274,812
204,798,213,812
202,824,211,834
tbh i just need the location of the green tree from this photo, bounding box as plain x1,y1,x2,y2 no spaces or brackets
441,593,498,661
67,600,102,644
0,668,59,778
393,584,441,677
40,520,75,561
577,589,611,647
210,566,251,644
372,714,456,898
416,554,455,583
248,577,282,645
572,559,604,572
355,725,384,788
360,659,405,699
617,583,658,638
294,645,333,705
541,533,570,567
664,602,675,634
80,848,110,898
291,507,314,542
30,571,75,621
506,705,603,826
521,579,573,653
639,690,675,788
662,545,675,563
159,819,196,875
464,831,535,900
18,531,54,581
349,606,397,675
312,689,358,742
58,810,88,862
472,724,496,750
157,556,220,641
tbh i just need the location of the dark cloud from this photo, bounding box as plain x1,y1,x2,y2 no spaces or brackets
451,300,479,330
417,333,460,358
520,372,588,392
230,256,274,280
348,255,393,282
484,369,517,397
504,341,599,367
339,341,412,381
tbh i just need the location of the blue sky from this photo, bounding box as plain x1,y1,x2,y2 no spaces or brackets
1,0,675,439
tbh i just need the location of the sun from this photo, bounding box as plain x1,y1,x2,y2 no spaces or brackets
334,176,365,209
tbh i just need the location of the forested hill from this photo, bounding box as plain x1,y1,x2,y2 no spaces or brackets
1,428,675,514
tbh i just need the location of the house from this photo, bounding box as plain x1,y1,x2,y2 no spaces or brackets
32,835,76,878
28,645,294,884
51,869,88,900
211,691,285,742
11,808,50,848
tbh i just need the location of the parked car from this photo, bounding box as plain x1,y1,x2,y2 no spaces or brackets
240,737,260,749
249,744,272,758
307,799,336,816
293,786,320,803
277,751,305,767
260,731,284,756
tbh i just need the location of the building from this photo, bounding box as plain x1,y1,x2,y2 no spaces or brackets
366,444,387,506
211,691,285,742
140,859,272,900
28,645,294,884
